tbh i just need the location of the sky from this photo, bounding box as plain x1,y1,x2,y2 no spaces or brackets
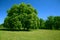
0,0,60,24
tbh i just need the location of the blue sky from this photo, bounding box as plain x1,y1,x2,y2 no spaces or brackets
0,0,60,24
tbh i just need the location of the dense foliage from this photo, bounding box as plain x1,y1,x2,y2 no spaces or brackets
45,16,60,30
0,3,60,31
3,3,40,30
40,18,45,29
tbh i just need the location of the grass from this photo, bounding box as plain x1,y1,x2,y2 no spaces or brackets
0,29,60,40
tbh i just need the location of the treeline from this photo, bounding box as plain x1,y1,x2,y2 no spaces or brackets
0,3,60,31
40,16,60,30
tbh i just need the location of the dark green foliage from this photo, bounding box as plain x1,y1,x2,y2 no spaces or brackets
54,16,60,29
40,18,45,29
45,16,54,29
45,16,60,30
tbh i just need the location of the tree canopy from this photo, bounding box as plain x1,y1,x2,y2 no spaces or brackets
4,3,40,31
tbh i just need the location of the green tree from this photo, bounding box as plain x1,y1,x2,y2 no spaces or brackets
40,18,45,29
54,16,60,29
45,16,54,29
4,3,39,31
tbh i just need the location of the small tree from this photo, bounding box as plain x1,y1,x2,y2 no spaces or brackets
40,18,45,29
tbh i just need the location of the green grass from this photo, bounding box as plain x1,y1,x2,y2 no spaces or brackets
0,30,60,40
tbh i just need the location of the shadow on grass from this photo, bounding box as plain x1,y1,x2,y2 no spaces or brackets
0,29,30,31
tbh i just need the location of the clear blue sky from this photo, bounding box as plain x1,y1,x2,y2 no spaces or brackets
0,0,60,24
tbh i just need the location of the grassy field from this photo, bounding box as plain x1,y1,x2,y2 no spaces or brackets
0,30,60,40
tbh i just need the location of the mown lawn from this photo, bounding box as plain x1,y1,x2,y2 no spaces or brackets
0,30,60,40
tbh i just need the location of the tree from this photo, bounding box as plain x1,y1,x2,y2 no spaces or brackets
40,18,45,29
45,16,60,30
4,3,39,31
45,16,54,29
54,16,60,29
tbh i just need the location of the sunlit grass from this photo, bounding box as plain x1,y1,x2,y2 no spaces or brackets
0,30,60,40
